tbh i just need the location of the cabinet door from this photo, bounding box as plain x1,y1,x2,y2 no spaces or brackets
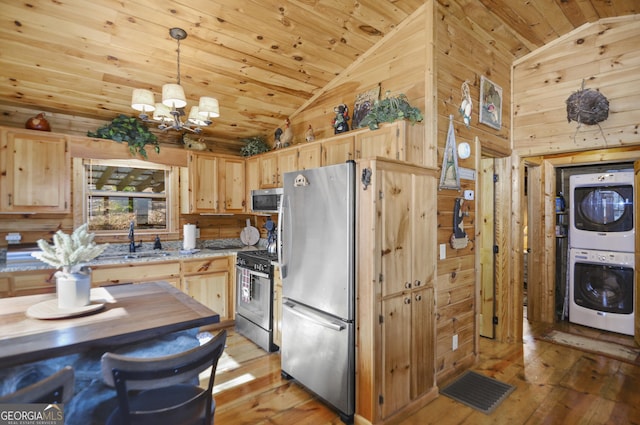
379,169,413,297
297,143,321,170
322,135,354,166
1,131,70,213
277,149,298,185
245,156,260,211
187,153,219,212
183,272,229,321
259,153,279,188
355,123,400,161
220,157,245,212
411,287,434,399
381,294,411,418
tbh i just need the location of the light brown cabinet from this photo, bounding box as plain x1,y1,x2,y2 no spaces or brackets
0,129,70,213
355,120,424,165
258,148,299,188
356,158,437,424
322,134,354,166
182,256,233,324
297,143,322,170
91,261,181,287
181,153,245,213
245,156,260,211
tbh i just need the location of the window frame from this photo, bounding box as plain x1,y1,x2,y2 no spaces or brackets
73,158,180,241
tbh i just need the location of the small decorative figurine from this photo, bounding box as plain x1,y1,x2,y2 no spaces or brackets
305,125,315,142
25,113,51,132
281,118,293,147
274,127,283,149
332,104,350,134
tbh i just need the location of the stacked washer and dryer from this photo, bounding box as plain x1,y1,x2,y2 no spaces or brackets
568,171,635,336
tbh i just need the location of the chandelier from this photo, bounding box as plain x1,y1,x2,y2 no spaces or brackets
130,27,219,133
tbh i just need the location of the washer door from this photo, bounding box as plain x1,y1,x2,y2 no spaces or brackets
573,261,634,314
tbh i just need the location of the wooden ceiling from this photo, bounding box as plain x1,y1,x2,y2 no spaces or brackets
1,0,637,146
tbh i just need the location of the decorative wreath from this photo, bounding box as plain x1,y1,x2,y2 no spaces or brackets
566,86,609,125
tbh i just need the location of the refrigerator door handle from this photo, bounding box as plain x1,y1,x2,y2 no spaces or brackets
283,301,346,332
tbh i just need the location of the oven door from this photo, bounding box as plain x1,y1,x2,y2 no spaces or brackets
573,260,634,314
236,266,272,330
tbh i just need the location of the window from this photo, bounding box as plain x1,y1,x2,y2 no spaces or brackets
79,159,178,235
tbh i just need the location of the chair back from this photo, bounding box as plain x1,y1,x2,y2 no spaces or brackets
0,366,74,404
101,329,227,425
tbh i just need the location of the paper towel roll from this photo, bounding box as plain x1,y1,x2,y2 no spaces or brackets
183,224,197,250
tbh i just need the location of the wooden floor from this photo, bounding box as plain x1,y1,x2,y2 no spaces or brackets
210,319,640,425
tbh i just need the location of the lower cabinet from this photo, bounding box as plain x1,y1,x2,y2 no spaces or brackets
181,256,234,324
356,159,437,424
91,262,181,287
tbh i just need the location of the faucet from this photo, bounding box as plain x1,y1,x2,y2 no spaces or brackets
128,221,140,253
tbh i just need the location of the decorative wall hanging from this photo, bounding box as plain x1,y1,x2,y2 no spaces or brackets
439,115,461,190
352,84,380,129
450,197,469,249
459,81,472,128
479,76,502,130
566,80,609,143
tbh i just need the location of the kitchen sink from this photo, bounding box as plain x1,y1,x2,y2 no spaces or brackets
96,251,173,261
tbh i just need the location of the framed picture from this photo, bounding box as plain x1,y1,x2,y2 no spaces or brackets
352,84,380,129
479,76,502,130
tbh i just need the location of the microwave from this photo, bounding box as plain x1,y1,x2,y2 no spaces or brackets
251,188,283,214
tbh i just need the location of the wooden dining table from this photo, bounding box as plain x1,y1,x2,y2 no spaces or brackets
0,281,220,368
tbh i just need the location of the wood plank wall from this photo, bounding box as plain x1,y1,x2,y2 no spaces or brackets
433,1,512,385
510,15,640,330
512,15,640,156
288,4,429,158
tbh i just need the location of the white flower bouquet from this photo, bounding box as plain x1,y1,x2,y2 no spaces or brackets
32,224,108,277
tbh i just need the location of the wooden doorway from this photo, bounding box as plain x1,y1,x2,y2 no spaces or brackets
479,158,495,338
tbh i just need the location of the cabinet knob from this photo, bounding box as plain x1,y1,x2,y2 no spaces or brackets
404,297,411,304
405,282,412,289
414,280,421,287
415,294,422,302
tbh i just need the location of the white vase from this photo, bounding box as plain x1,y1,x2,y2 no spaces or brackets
56,272,92,309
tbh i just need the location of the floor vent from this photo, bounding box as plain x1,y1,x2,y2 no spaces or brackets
440,370,515,414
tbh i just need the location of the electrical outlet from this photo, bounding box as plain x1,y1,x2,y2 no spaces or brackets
452,334,458,351
439,244,446,260
196,228,201,238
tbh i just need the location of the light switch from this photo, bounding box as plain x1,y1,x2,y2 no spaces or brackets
439,243,446,260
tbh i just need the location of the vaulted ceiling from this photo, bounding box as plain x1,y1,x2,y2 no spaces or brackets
1,1,637,146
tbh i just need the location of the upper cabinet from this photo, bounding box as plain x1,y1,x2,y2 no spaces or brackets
322,134,354,166
0,129,70,213
355,120,424,165
181,152,245,214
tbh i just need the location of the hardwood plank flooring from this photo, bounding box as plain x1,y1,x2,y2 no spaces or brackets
210,319,640,424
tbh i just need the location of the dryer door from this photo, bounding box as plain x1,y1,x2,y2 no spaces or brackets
573,184,633,233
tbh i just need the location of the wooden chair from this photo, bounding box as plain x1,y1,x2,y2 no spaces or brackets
101,329,227,425
0,366,75,404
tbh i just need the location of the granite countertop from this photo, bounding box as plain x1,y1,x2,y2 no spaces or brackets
0,239,263,273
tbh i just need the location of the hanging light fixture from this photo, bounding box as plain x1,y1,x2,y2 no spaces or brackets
131,27,219,133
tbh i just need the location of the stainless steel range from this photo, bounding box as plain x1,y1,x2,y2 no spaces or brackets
235,250,278,352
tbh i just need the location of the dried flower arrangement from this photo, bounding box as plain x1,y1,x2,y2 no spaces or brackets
32,224,108,277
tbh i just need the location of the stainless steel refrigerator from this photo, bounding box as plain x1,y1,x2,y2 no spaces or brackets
280,161,355,422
